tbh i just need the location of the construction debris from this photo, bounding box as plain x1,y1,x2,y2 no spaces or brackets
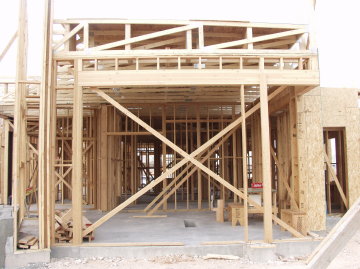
18,235,39,249
54,210,94,243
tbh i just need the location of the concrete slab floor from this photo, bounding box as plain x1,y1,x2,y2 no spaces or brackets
83,210,292,245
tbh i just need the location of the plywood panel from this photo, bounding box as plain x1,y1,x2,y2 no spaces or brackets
297,91,325,231
345,107,360,206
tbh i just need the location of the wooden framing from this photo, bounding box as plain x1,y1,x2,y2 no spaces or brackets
1,2,332,251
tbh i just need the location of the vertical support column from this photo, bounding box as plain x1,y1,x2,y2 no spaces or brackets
289,88,300,209
246,27,253,49
162,106,167,210
125,24,131,50
241,85,249,242
72,59,83,245
13,0,28,250
260,75,273,243
83,23,89,49
232,106,238,203
186,30,192,49
39,0,54,248
197,108,202,209
198,25,204,49
99,106,108,211
2,120,10,205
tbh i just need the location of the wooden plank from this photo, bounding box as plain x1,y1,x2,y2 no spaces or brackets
241,85,249,242
91,24,200,51
147,129,236,215
186,30,192,49
53,23,85,51
197,107,202,209
260,75,273,243
306,197,360,269
324,150,349,209
270,147,299,210
2,120,10,204
13,0,28,251
206,29,306,49
125,24,131,50
78,70,320,87
246,27,253,49
71,60,83,245
134,37,184,50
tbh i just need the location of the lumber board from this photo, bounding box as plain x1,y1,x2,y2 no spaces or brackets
260,75,273,243
306,197,360,269
206,29,306,49
323,150,348,209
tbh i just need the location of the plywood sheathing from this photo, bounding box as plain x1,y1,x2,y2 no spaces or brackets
319,88,360,206
297,88,325,231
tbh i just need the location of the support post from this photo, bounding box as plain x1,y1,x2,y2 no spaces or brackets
72,60,83,245
241,85,249,242
260,75,273,243
13,0,28,250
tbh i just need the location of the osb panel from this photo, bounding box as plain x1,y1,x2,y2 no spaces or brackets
297,94,326,231
319,87,358,127
345,107,360,206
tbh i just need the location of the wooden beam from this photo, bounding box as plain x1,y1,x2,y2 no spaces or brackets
53,22,85,51
260,75,273,243
71,60,83,245
125,24,131,50
206,29,305,49
270,147,299,210
147,128,236,215
13,0,28,251
2,120,10,204
241,85,249,242
307,197,360,269
91,24,200,51
324,150,348,209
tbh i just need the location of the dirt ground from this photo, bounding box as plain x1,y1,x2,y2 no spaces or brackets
23,229,360,269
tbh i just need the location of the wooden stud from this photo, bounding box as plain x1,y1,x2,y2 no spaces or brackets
260,75,273,243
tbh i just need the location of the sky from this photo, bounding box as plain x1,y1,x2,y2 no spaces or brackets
0,0,359,88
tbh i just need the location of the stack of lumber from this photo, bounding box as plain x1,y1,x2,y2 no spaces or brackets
54,209,94,243
18,235,39,249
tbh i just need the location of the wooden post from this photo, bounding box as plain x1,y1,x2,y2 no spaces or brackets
38,0,54,248
162,106,167,210
197,108,202,209
246,27,253,49
72,60,83,245
125,24,131,50
2,120,10,205
260,75,273,243
13,0,28,250
186,30,192,49
241,85,249,242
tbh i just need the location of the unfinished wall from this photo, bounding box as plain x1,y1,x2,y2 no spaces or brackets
297,87,325,231
297,87,360,231
319,88,360,206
